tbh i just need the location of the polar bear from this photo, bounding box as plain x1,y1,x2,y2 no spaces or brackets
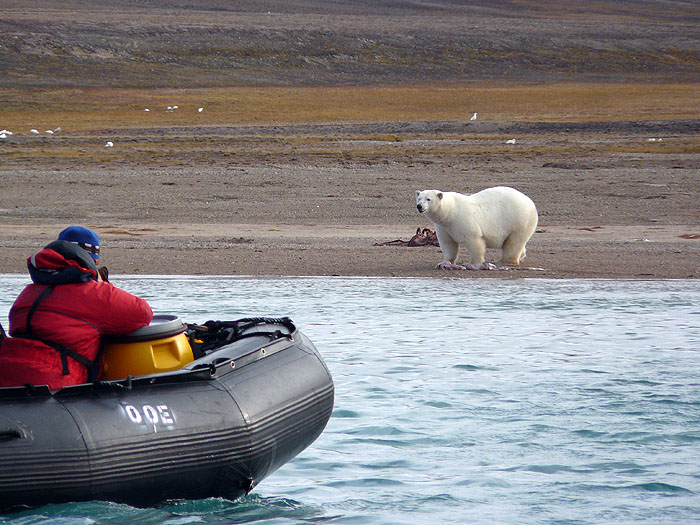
415,186,538,270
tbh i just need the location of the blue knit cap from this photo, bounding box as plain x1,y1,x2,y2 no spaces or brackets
57,226,100,261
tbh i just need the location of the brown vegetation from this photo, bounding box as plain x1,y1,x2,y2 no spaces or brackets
2,84,700,132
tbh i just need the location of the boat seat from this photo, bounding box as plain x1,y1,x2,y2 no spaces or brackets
102,315,194,380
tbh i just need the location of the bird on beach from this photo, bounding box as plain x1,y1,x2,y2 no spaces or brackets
198,107,204,113
45,130,54,134
470,112,478,121
105,141,114,147
30,129,39,134
505,138,516,144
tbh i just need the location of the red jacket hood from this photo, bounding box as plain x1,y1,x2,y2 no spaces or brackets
28,242,98,284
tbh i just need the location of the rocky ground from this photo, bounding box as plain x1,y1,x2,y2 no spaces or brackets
3,0,700,88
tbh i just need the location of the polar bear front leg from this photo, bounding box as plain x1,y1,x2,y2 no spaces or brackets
463,237,489,270
435,228,466,270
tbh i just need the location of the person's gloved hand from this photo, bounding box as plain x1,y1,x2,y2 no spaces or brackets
98,266,110,283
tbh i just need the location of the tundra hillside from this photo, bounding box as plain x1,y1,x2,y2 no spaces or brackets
1,0,699,278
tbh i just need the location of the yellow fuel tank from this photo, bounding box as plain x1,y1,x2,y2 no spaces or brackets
102,315,194,380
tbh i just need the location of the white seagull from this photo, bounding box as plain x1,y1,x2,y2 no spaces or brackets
198,107,204,113
470,112,477,121
30,129,39,134
144,108,150,112
105,141,114,147
505,138,516,144
45,130,54,134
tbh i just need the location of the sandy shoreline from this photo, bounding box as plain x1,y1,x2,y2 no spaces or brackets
2,115,699,281
1,116,699,280
1,221,698,280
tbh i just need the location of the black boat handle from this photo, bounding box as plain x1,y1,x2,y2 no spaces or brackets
0,429,22,441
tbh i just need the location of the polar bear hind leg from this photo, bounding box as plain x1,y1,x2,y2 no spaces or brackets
499,232,530,266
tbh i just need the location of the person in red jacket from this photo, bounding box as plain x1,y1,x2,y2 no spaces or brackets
0,226,153,390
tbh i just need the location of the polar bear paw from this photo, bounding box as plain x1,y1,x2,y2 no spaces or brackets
466,263,512,271
436,261,467,270
436,261,513,271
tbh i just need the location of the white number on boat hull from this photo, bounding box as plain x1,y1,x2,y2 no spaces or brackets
123,404,175,432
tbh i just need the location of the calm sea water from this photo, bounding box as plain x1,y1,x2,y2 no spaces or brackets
1,275,699,525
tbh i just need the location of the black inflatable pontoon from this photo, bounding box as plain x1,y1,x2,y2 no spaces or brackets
0,316,333,510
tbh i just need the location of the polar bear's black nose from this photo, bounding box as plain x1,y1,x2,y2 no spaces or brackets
417,204,423,212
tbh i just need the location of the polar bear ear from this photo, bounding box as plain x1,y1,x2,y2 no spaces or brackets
437,192,443,200
416,190,421,197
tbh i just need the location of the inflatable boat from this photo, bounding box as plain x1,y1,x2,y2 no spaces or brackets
0,316,334,510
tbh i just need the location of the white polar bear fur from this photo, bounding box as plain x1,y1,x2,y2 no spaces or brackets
415,186,538,267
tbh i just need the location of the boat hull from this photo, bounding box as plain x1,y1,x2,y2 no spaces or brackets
0,322,333,509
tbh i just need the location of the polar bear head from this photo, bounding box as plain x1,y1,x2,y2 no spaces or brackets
415,190,443,214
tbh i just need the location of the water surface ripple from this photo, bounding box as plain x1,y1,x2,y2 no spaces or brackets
1,276,699,524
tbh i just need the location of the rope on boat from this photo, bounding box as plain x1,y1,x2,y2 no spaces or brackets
186,317,296,358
